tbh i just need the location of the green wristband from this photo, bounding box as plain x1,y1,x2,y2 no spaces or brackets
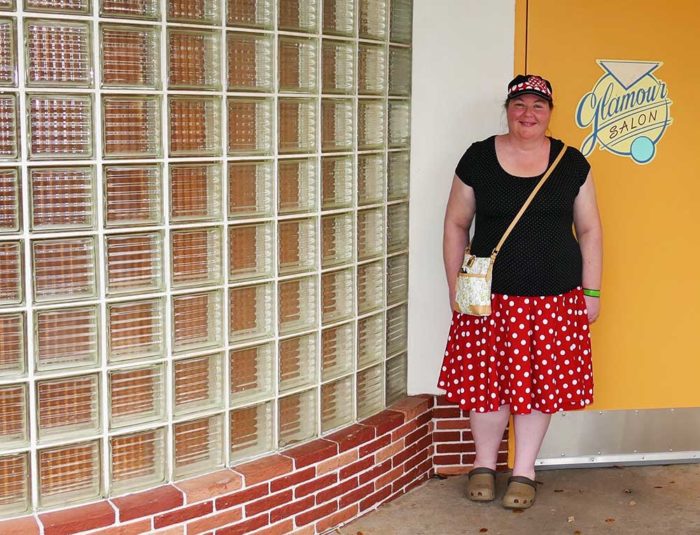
583,288,600,298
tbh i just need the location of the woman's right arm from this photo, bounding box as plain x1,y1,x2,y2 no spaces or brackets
443,175,476,307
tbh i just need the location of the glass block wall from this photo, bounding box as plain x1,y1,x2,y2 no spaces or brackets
0,0,411,515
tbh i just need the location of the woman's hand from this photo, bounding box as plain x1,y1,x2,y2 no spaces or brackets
584,295,600,323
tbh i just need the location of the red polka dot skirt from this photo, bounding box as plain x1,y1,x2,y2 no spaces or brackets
438,287,594,414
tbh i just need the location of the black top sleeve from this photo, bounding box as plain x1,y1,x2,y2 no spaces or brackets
455,143,477,187
568,147,591,187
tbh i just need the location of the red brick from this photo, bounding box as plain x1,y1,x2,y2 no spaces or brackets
435,420,470,430
416,434,432,453
282,439,338,468
404,473,430,495
113,485,183,522
0,515,41,535
416,410,433,428
392,443,418,468
358,458,392,485
289,526,315,535
359,433,391,457
338,481,374,508
245,490,292,517
375,439,404,463
215,483,269,511
435,466,470,476
404,447,431,473
433,454,461,465
359,484,392,512
153,527,184,534
435,394,450,406
461,429,476,441
392,465,421,492
433,431,461,442
249,519,294,535
154,501,213,529
315,503,358,533
294,472,337,498
316,449,358,476
436,442,475,454
269,495,314,523
360,410,405,436
388,395,433,420
295,501,337,527
325,424,375,452
339,456,373,480
405,424,429,447
316,476,358,504
462,452,477,464
432,407,465,419
391,420,417,441
185,507,242,534
376,465,403,490
40,501,115,534
233,455,293,487
176,470,244,504
216,513,268,535
270,466,315,492
93,519,152,534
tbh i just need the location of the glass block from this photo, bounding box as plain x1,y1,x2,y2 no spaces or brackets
170,163,222,223
358,152,385,206
171,227,222,289
0,453,30,517
25,0,90,14
357,260,383,314
230,401,273,461
168,29,221,90
172,289,223,353
321,39,354,94
105,232,163,295
278,98,316,155
357,99,385,150
321,321,353,380
37,374,100,440
0,0,11,8
322,267,353,324
229,282,273,343
389,46,411,96
0,240,22,305
110,428,165,495
100,0,160,20
279,0,317,33
386,303,407,356
278,275,316,335
227,98,273,156
105,164,162,227
29,166,95,231
227,0,273,29
102,95,161,159
357,207,384,260
278,157,316,214
358,44,386,95
228,160,273,219
386,352,407,405
386,253,408,305
109,364,164,428
101,23,160,89
323,0,355,36
0,18,17,87
387,202,409,252
107,298,165,362
0,312,25,377
0,94,18,160
388,100,410,147
28,94,92,160
35,306,99,371
173,414,224,479
321,375,352,432
321,156,352,210
321,212,352,268
357,363,383,418
359,0,387,40
279,388,316,446
279,332,316,392
387,150,409,200
228,221,273,282
25,19,92,87
279,37,317,94
173,353,223,416
227,31,273,92
390,0,412,44
0,168,20,233
357,312,383,367
167,0,221,24
230,342,274,405
321,99,353,153
278,217,316,275
32,237,97,303
0,383,27,447
38,441,101,508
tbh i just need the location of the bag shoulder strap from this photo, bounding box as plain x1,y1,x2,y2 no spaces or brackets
491,144,568,257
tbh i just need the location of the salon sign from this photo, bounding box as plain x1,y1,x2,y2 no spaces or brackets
575,60,673,164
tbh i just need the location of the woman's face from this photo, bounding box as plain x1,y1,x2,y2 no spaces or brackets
506,94,552,140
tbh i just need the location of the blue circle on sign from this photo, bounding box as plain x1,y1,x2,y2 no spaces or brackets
630,136,655,163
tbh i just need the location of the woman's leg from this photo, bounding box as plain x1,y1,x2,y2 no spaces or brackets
512,410,551,480
470,404,510,470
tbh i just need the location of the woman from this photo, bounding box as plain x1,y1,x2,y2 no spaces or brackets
438,75,603,509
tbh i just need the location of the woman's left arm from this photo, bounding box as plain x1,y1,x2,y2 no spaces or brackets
573,170,603,323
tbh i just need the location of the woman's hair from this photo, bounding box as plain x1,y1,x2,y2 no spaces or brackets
504,97,554,110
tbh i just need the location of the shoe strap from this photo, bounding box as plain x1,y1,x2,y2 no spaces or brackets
507,475,539,489
469,467,496,478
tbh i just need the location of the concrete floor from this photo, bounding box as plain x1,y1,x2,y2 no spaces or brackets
339,464,700,535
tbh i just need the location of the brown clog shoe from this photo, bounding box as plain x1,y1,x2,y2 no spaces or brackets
502,475,539,509
466,467,496,502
